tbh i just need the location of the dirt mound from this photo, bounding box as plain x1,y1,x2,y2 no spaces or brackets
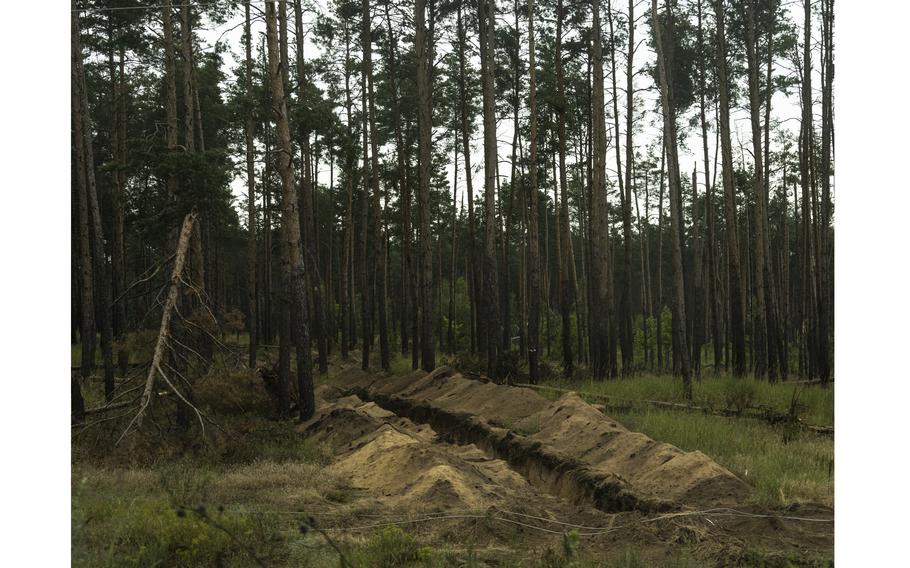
300,389,538,513
311,367,831,566
526,393,750,506
334,366,750,511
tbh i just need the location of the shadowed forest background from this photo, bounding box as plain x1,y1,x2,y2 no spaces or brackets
70,0,835,565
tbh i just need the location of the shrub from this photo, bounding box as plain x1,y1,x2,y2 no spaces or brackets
350,526,430,567
73,496,278,568
222,308,246,340
723,378,757,415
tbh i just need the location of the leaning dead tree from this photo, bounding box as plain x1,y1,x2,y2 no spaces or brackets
118,211,207,442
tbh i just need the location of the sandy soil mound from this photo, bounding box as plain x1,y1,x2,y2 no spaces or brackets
526,393,749,506
300,390,540,513
333,366,750,511
309,366,831,566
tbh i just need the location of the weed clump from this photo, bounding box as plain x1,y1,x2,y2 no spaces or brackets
723,378,757,415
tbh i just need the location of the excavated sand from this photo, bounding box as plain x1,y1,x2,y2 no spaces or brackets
333,366,751,511
293,364,831,566
299,390,542,512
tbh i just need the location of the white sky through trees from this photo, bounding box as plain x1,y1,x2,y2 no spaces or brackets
186,0,828,227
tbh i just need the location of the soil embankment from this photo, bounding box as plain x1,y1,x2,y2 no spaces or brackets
332,366,750,513
298,365,833,565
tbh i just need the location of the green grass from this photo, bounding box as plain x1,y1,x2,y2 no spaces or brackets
541,372,834,427
611,407,833,507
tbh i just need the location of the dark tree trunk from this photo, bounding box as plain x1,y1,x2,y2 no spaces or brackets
244,2,258,369
416,0,436,371
479,0,500,376
527,0,541,384
73,12,114,401
589,0,616,380
265,0,314,421
652,0,691,398
555,0,574,377
714,0,747,376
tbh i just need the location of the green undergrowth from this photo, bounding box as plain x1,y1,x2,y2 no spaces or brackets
540,372,833,427
385,355,834,508
530,373,833,507
610,407,833,507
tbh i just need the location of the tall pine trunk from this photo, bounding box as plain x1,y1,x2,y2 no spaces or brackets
652,0,692,399
589,0,616,380
73,12,115,401
714,0,747,376
416,0,436,371
244,2,258,369
265,0,314,421
479,0,501,375
527,0,541,384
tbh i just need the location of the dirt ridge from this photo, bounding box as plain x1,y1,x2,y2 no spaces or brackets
333,366,751,515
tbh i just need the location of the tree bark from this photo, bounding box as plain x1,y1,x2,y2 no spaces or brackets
479,0,500,375
589,0,616,380
456,3,479,356
527,0,541,384
265,0,314,421
244,2,258,369
652,0,691,398
714,0,747,376
294,0,329,375
554,0,575,377
73,12,115,401
416,0,436,371
340,21,354,362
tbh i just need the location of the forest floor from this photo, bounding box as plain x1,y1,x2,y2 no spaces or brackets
72,350,834,567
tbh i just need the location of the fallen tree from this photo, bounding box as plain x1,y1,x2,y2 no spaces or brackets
117,211,209,443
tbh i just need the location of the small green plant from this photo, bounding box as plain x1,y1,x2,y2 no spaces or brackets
222,308,246,340
539,530,580,568
610,548,645,568
723,378,757,415
159,460,213,507
350,526,431,567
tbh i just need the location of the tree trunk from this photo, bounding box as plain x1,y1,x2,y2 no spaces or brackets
181,3,195,153
456,3,479,356
265,0,314,421
340,22,354,362
359,0,389,370
589,0,616,380
108,31,129,376
527,0,541,384
745,1,769,380
416,0,436,371
656,144,666,372
244,2,258,369
293,0,328,375
652,0,691,399
73,107,95,382
479,0,500,375
697,0,722,375
714,0,747,377
818,0,834,383
73,12,115,401
554,0,574,377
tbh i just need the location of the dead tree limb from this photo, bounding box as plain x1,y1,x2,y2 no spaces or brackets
118,211,197,443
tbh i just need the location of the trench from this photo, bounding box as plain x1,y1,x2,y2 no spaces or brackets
338,383,675,515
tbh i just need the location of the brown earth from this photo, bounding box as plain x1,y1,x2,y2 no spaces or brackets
296,365,833,566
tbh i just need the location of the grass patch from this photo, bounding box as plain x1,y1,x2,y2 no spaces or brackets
541,373,833,427
72,470,283,567
613,407,833,507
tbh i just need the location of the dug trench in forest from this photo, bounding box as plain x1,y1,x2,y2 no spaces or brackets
331,366,755,514
296,367,833,566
